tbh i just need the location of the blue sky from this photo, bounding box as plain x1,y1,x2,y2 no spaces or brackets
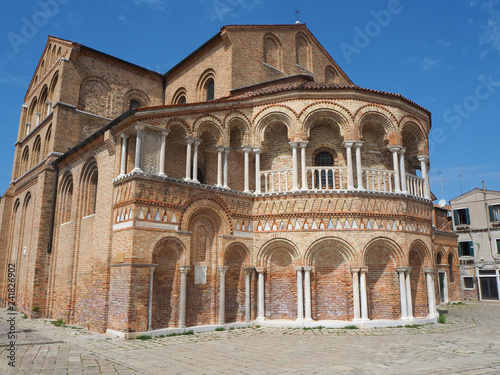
0,0,499,202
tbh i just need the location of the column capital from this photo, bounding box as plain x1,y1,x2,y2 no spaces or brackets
359,267,368,273
396,266,409,273
388,145,402,152
406,267,412,273
350,266,361,273
353,141,364,148
21,104,28,110
46,100,52,105
288,141,300,148
121,132,130,139
216,145,231,152
179,265,191,275
135,123,145,131
185,136,202,144
302,266,312,272
398,146,407,154
253,147,262,154
298,141,309,148
241,146,252,153
343,140,355,148
161,129,171,137
294,266,303,272
417,155,429,162
423,268,435,274
35,111,41,116
218,266,229,275
244,267,254,275
255,267,266,274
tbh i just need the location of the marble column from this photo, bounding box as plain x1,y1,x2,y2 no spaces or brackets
289,142,299,191
147,265,156,331
418,155,430,199
424,268,437,317
35,112,41,126
303,266,313,321
119,133,129,177
299,142,309,190
389,146,401,192
256,267,266,321
344,141,355,190
399,147,407,193
354,141,365,190
360,267,369,320
216,146,224,187
405,267,413,319
192,140,201,183
254,148,262,194
183,138,194,181
158,129,170,177
295,267,304,320
244,267,253,322
46,100,52,116
242,147,251,193
397,267,408,319
223,147,229,188
218,266,229,325
132,124,145,173
179,265,190,328
351,268,361,320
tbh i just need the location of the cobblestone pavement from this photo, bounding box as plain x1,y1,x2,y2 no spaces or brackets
1,301,500,374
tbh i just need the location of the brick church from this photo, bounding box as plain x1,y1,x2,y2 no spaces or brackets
0,24,461,337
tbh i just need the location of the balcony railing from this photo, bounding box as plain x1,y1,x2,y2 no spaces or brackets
406,173,425,199
362,168,395,193
259,168,293,193
306,166,348,190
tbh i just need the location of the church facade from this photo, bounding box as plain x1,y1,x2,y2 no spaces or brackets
0,24,461,337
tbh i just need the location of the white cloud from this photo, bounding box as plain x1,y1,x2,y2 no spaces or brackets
437,39,451,48
422,57,442,70
118,16,130,25
469,0,500,54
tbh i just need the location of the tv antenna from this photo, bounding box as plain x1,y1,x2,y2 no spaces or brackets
294,8,301,24
459,163,463,195
433,170,445,202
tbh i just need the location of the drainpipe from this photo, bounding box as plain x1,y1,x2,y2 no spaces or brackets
482,181,497,260
47,163,59,253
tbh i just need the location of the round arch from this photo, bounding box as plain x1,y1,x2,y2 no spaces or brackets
362,237,404,266
304,236,357,266
299,101,353,139
253,105,297,145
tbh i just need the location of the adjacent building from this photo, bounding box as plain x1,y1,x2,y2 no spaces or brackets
450,188,500,300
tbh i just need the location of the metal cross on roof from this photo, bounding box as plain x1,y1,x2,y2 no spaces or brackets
294,8,302,23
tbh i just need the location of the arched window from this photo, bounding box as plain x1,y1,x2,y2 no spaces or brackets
81,159,98,216
206,79,214,101
43,124,52,157
314,151,334,188
263,34,282,69
325,66,337,83
129,99,141,110
32,136,41,167
21,146,30,175
59,173,73,223
172,87,187,104
296,33,311,70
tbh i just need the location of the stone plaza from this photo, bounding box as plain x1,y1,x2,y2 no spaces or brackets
1,301,499,374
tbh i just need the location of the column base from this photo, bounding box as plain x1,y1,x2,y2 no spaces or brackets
255,317,265,324
304,317,314,324
222,185,230,189
192,179,200,184
243,189,251,193
291,187,300,192
295,317,304,323
158,173,167,178
183,177,192,182
131,168,143,174
300,187,309,191
357,187,366,191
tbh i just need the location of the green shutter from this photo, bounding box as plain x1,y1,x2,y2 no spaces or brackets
469,241,474,257
453,210,459,226
489,205,495,222
458,243,462,257
497,239,500,255
465,208,471,225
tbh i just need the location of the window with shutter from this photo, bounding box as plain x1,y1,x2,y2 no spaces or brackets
489,204,500,222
